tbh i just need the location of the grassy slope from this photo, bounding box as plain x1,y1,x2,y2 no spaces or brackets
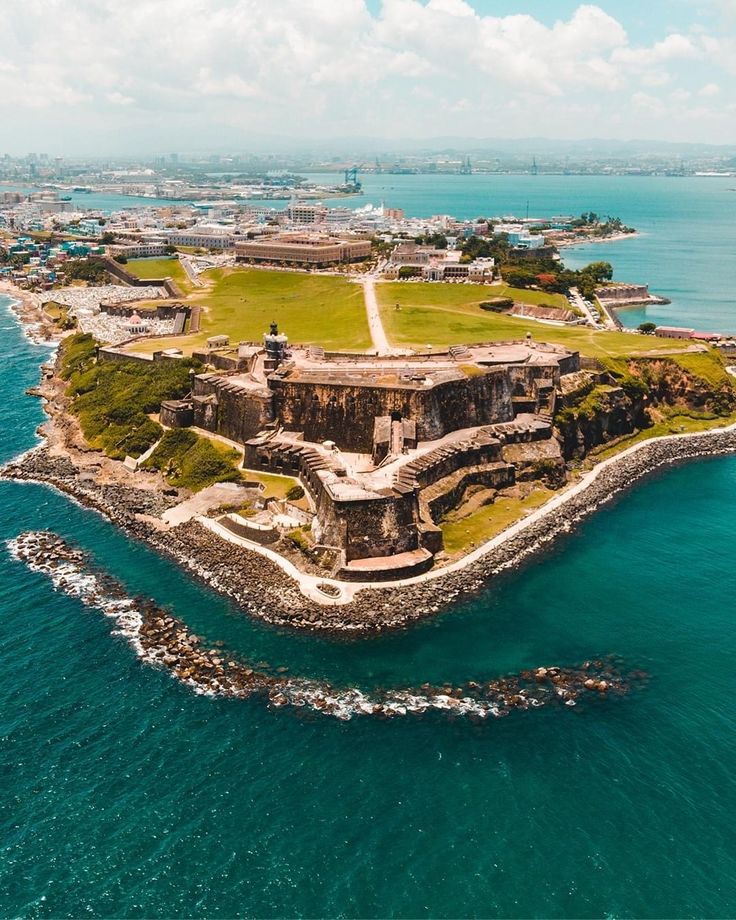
662,351,733,387
241,469,300,499
377,281,694,358
125,257,193,294
127,268,372,354
441,487,554,556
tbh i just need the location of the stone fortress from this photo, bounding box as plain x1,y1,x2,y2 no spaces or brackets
159,325,580,579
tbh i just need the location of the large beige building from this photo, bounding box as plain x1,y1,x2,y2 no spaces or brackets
234,234,371,266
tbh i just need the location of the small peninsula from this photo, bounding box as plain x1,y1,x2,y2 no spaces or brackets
4,210,736,631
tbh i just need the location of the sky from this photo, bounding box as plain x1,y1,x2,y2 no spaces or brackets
1,0,736,155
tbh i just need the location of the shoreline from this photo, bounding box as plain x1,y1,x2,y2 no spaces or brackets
5,422,736,633
4,283,736,633
8,531,639,720
554,229,640,249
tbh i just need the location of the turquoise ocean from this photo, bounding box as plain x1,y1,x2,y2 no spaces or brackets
307,171,736,334
2,175,736,918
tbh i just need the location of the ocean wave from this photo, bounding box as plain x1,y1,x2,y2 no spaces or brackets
6,531,646,722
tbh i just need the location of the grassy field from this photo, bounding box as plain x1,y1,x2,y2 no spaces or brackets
382,281,569,312
241,469,300,499
377,281,693,358
126,268,372,355
441,487,554,556
125,257,193,294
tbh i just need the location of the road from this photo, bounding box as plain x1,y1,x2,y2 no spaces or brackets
569,287,601,328
179,254,204,287
359,275,404,356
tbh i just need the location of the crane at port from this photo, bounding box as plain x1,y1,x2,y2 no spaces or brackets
343,166,362,190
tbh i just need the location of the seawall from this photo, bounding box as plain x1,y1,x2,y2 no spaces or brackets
3,423,736,633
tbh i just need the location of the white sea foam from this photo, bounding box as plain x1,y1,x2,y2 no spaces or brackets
7,531,634,722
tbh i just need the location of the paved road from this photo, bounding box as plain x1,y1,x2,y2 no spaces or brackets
569,287,600,328
360,276,402,356
179,255,204,287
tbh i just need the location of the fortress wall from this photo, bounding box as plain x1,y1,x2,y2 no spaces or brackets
192,377,273,443
269,369,515,452
314,491,422,562
411,438,504,489
243,439,423,561
557,352,581,376
421,463,516,522
507,363,558,393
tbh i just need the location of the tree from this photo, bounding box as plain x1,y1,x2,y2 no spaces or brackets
101,232,116,245
582,261,613,283
504,268,537,289
638,322,657,335
414,232,447,249
62,259,108,283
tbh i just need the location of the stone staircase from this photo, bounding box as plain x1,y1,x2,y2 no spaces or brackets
393,429,503,494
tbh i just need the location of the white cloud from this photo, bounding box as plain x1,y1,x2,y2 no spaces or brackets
106,92,135,106
631,91,667,115
0,0,733,150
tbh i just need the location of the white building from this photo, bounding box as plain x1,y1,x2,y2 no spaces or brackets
286,202,328,225
163,224,234,249
109,241,168,259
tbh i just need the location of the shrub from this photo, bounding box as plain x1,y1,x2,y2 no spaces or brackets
62,259,109,284
142,429,240,491
59,335,200,458
286,484,305,501
479,298,513,312
59,333,96,380
285,528,309,551
117,419,163,458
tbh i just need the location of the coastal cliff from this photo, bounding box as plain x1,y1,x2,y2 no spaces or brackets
554,356,736,460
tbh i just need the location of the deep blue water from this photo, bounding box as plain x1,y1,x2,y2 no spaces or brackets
3,175,736,917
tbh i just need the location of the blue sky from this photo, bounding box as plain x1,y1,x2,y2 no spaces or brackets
1,0,735,154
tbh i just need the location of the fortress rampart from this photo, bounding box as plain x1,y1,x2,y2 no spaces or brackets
160,337,579,576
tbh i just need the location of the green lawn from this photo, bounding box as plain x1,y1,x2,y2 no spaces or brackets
383,281,569,312
125,256,193,295
240,469,300,499
662,351,733,387
377,281,704,359
126,268,371,355
441,487,554,556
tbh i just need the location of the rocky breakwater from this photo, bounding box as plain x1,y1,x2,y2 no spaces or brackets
438,424,736,597
6,531,646,721
1,446,176,521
